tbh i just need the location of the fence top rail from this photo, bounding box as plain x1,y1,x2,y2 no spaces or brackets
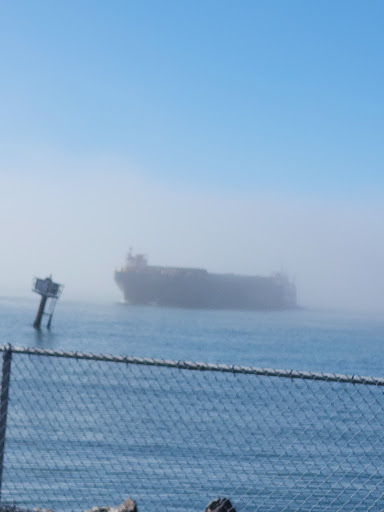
0,344,383,387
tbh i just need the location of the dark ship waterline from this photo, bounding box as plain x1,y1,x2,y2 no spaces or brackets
114,252,297,311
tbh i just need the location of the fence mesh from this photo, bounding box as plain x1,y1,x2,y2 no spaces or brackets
0,346,383,512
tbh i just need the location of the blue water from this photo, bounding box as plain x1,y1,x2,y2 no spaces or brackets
0,296,384,512
0,295,383,376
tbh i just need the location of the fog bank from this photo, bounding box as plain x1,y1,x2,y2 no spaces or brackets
1,154,383,313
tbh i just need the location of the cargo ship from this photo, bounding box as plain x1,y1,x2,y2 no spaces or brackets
114,251,297,311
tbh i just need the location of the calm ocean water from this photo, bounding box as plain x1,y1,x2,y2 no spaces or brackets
0,295,384,511
0,295,383,376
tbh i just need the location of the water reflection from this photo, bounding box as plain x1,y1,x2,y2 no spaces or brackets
33,327,56,348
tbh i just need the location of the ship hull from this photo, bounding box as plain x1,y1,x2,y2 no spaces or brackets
114,266,296,311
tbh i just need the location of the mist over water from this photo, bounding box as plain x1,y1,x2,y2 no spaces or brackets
1,158,384,314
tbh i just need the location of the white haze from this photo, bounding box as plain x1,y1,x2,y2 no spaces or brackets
1,151,384,314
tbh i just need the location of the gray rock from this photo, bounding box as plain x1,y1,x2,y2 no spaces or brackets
84,498,137,512
203,498,235,512
114,498,137,512
84,507,110,512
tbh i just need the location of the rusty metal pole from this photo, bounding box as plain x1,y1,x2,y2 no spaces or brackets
0,346,12,502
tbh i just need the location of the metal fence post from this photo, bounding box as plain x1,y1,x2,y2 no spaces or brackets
0,346,13,502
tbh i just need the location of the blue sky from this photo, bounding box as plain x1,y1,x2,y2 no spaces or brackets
1,1,384,309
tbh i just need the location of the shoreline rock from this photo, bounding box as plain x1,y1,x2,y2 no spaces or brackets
203,498,235,512
85,498,137,512
1,495,235,512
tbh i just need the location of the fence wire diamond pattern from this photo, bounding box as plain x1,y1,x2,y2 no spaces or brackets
0,346,383,512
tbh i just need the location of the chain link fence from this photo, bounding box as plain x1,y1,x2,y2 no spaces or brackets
0,345,383,512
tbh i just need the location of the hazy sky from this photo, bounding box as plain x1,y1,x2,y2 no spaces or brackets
1,1,384,311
